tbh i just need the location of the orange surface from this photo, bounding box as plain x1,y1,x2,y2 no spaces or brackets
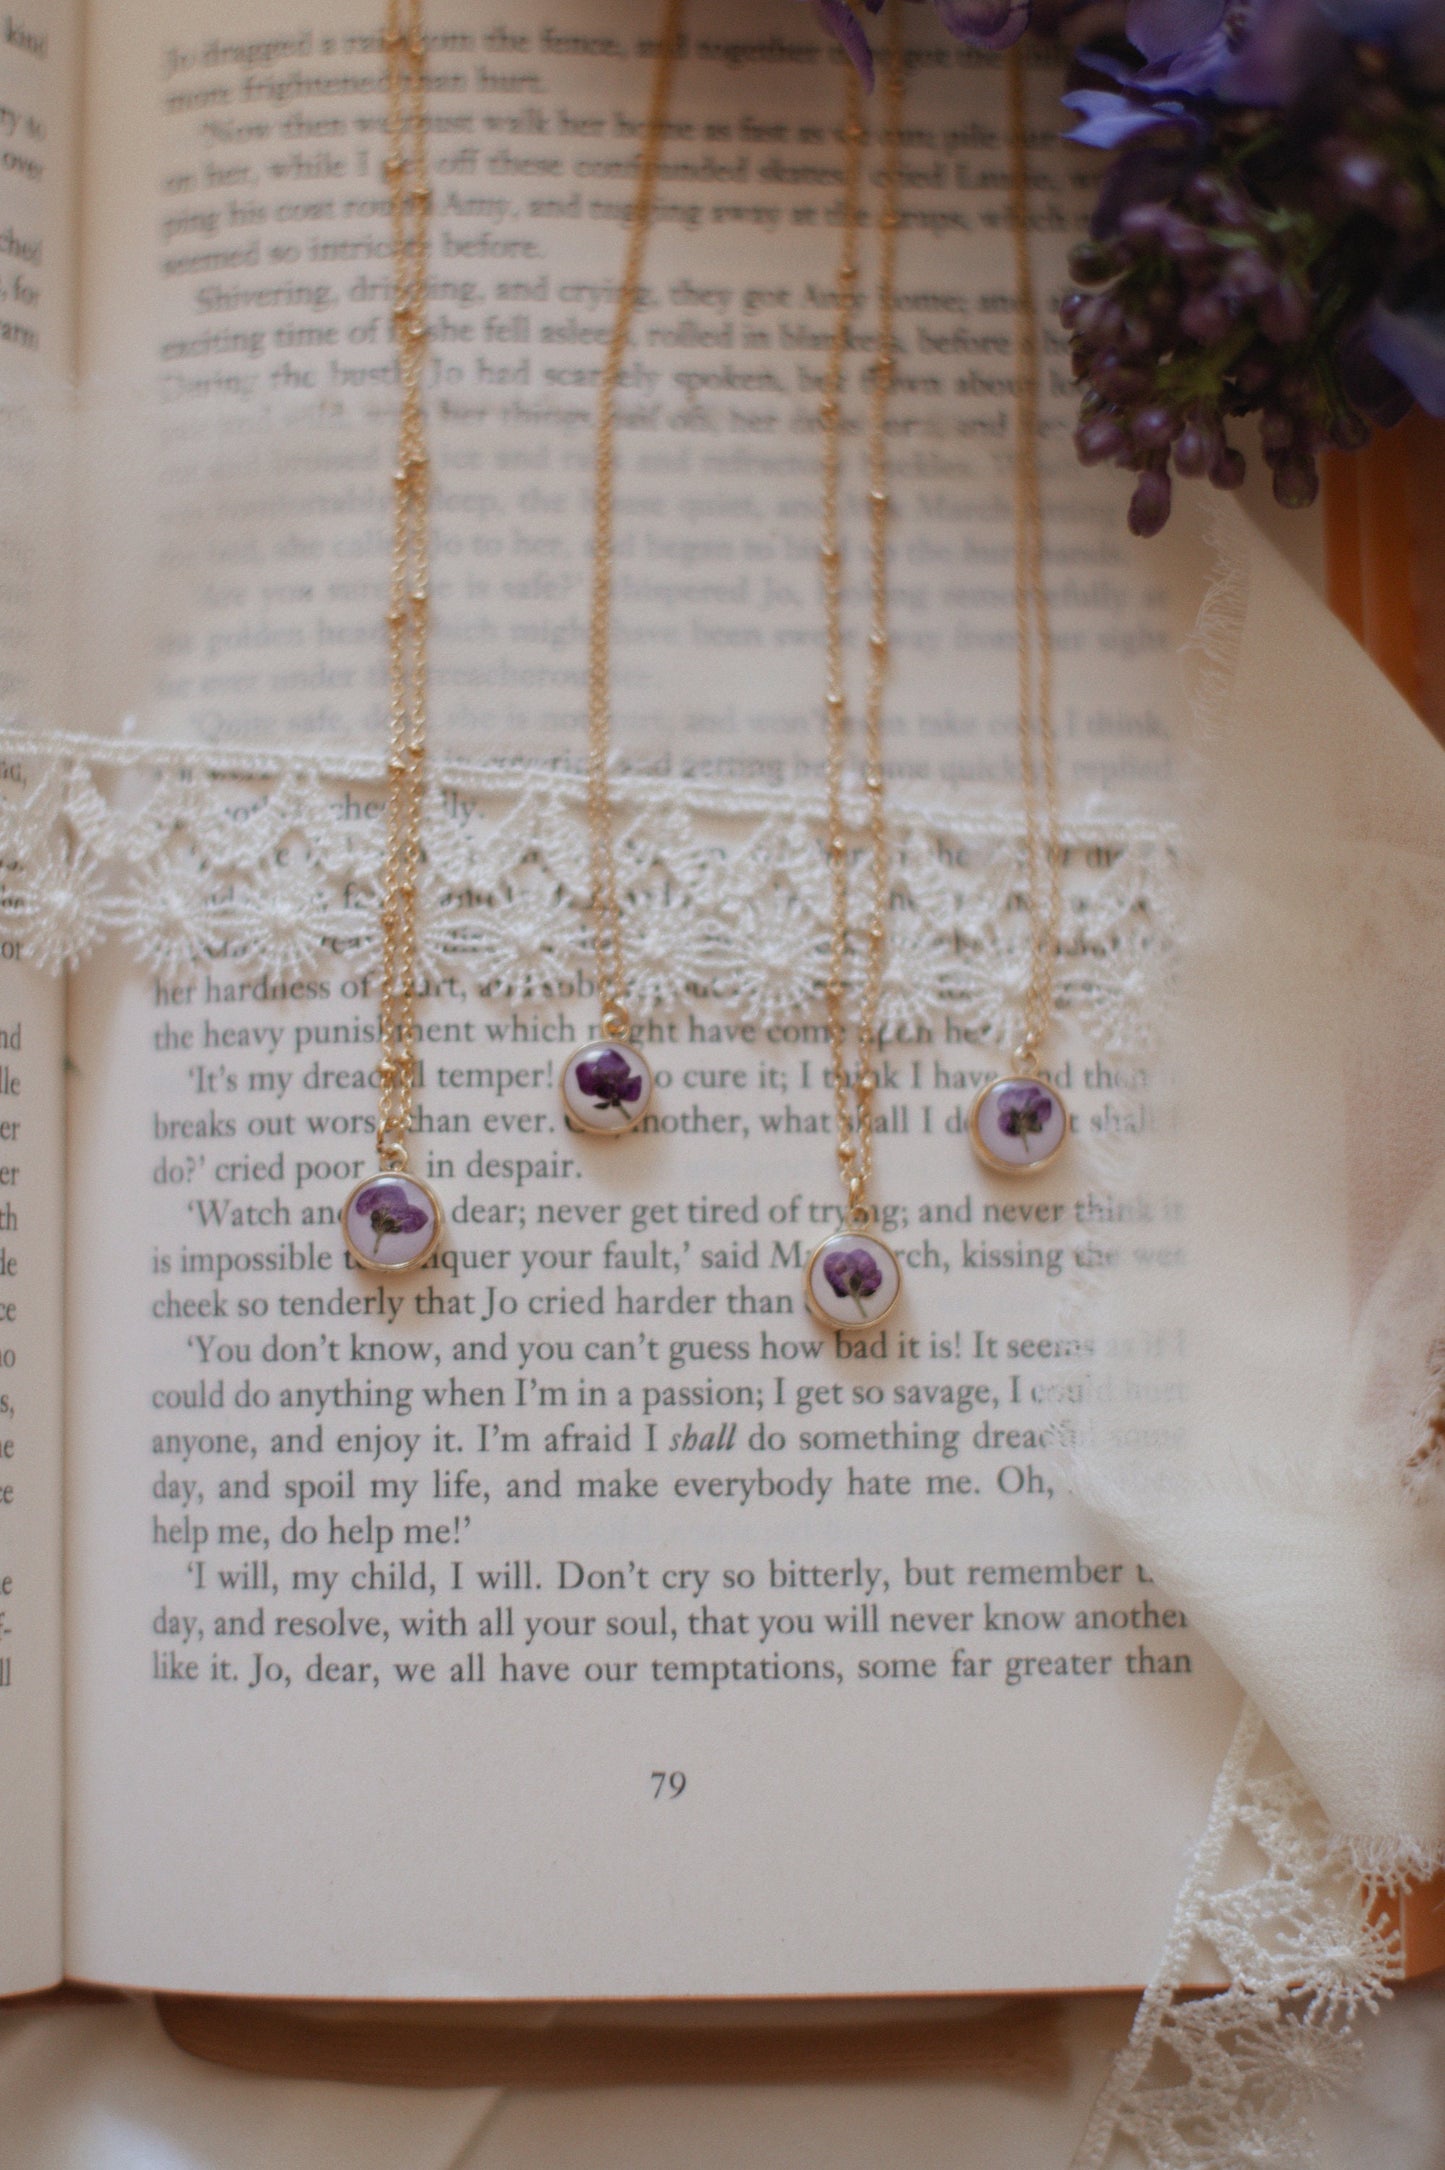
1396,1876,1445,1980
1324,422,1445,1986
1324,411,1445,738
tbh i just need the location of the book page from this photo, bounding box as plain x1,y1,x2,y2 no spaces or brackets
63,0,1244,1997
0,0,78,1995
0,951,64,1995
0,0,75,369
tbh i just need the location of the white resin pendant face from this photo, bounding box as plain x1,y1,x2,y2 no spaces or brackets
804,1231,903,1333
341,1171,443,1274
968,1075,1068,1176
561,1040,654,1135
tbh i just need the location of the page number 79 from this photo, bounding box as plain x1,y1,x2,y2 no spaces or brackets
650,1770,686,1800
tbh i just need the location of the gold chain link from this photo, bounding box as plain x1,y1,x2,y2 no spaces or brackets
371,10,1052,1177
374,0,432,1171
585,0,685,1042
1005,45,1062,1076
820,1,904,1230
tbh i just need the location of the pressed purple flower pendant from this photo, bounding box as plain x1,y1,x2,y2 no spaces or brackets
968,1075,1068,1176
804,1231,903,1333
561,1039,654,1136
340,1170,443,1275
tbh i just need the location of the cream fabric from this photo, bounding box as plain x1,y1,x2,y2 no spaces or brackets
1067,496,1445,1867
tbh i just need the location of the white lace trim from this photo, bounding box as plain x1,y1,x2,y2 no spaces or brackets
0,727,1176,1054
1066,505,1423,2168
1072,1701,1402,2170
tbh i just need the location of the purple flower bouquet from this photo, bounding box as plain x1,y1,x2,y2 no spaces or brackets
803,0,1445,531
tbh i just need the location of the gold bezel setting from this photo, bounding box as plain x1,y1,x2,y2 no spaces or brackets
340,1170,444,1276
967,1076,1069,1178
803,1230,903,1334
560,1040,655,1137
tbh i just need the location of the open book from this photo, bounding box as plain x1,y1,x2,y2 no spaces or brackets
0,0,1431,2027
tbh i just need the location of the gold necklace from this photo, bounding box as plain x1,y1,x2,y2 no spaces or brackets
966,46,1068,1178
802,1,906,1335
557,0,684,1140
340,0,443,1275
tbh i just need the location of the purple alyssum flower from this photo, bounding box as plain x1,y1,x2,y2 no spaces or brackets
352,1179,431,1258
994,1082,1057,1152
574,1047,644,1114
822,1245,885,1318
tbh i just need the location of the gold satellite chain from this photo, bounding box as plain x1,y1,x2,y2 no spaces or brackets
584,0,685,1043
374,0,432,1173
820,0,905,1230
1004,42,1063,1077
363,0,1058,1189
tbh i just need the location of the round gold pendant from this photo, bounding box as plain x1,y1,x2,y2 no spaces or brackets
804,1230,903,1333
341,1169,444,1274
560,1040,654,1136
968,1075,1068,1176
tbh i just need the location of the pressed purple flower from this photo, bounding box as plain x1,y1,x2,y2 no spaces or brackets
352,1179,431,1257
822,1244,885,1318
573,1047,645,1113
993,1083,1057,1152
